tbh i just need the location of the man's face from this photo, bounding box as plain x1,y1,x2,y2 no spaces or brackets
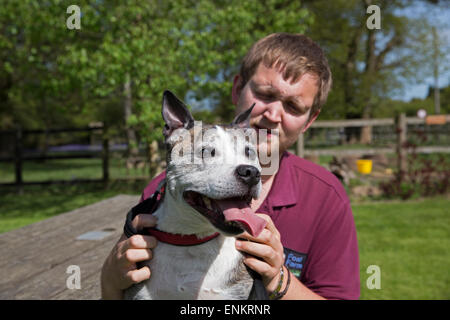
232,63,320,158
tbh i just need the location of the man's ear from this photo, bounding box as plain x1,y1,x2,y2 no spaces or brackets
161,90,195,138
231,74,242,105
301,109,320,134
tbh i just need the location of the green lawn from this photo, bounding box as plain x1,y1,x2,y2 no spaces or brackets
0,157,150,183
354,196,450,299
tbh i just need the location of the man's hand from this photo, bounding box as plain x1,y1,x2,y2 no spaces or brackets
235,214,285,293
100,214,158,299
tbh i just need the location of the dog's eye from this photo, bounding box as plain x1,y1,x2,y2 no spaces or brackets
245,146,256,159
202,147,215,158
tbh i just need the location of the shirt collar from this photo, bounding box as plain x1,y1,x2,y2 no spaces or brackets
266,151,298,208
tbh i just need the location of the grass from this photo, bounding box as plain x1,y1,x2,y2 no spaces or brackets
354,196,450,299
0,157,150,183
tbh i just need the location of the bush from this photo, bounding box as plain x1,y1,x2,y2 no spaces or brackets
379,133,450,199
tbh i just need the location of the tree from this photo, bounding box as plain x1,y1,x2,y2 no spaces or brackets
303,0,449,142
0,0,79,130
60,0,312,156
1,1,313,171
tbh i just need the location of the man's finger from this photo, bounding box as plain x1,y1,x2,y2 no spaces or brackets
120,235,157,254
236,239,279,266
255,214,281,240
132,214,158,230
126,266,151,284
239,229,272,245
242,255,274,279
124,248,153,263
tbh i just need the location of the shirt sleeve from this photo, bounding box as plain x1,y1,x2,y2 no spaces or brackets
302,200,360,300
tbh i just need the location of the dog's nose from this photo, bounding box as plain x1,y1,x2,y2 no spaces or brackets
236,165,261,187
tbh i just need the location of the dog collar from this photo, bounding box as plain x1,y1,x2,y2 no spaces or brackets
124,179,220,246
145,228,220,246
123,180,165,239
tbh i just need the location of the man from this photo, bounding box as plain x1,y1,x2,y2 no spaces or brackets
101,33,360,300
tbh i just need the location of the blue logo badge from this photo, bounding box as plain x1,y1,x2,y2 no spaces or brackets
283,247,307,279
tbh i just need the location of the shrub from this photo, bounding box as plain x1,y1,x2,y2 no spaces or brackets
379,130,450,200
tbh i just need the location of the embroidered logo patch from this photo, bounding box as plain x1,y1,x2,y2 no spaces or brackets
283,247,307,279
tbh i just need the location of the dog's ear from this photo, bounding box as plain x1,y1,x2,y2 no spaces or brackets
162,90,195,138
231,103,255,128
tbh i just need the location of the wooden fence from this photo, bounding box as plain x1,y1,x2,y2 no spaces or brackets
1,113,449,188
0,125,109,189
297,113,450,173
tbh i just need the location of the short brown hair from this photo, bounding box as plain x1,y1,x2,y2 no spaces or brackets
238,33,332,116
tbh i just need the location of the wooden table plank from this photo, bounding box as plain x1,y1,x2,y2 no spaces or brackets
0,194,140,300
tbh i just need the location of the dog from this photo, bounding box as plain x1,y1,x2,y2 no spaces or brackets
124,91,267,300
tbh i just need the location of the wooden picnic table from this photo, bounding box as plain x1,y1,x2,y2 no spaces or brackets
0,194,140,300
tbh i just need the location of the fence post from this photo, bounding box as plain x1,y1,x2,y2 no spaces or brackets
396,113,407,177
297,133,304,158
102,124,109,184
15,126,23,194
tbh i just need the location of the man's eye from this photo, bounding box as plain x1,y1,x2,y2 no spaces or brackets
256,92,273,101
285,103,303,115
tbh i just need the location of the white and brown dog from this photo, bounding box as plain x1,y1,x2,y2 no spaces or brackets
124,91,267,300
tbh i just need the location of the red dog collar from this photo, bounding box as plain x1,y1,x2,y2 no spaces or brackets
125,179,220,246
146,228,220,246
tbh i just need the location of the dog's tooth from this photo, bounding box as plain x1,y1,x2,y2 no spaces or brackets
203,197,212,210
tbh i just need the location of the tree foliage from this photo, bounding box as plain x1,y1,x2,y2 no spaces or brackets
303,0,449,120
1,0,312,148
1,0,448,150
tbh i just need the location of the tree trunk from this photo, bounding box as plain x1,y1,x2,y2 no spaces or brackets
432,26,440,114
360,105,373,144
360,17,376,144
343,26,363,109
343,25,364,144
124,73,139,157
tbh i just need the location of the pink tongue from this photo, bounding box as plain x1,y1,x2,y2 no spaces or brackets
216,199,267,237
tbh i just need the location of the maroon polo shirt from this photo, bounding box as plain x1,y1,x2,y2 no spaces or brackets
139,151,360,300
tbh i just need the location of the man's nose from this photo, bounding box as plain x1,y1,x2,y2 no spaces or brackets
262,101,282,123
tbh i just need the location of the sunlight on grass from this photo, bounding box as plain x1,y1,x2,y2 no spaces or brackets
354,196,450,299
0,158,149,183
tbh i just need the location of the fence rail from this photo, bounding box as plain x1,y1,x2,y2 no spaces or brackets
297,113,450,174
309,118,395,128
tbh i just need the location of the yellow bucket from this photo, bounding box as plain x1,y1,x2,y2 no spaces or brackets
356,159,372,174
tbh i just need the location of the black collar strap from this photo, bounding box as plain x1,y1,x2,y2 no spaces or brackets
123,179,166,238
